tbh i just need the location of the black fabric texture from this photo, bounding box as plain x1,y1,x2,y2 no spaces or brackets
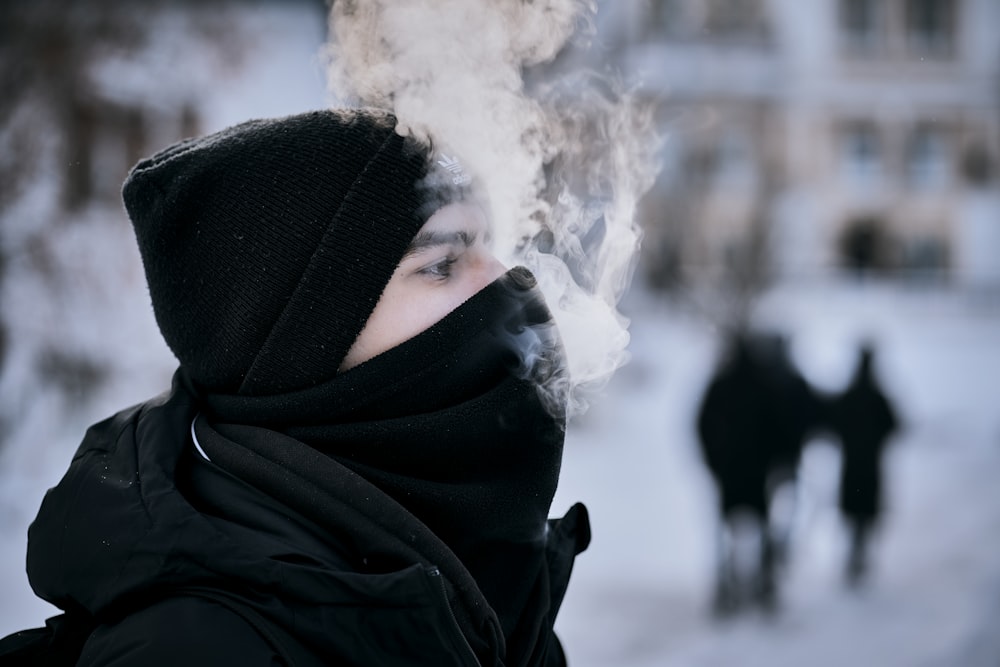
74,596,288,667
192,266,571,667
122,108,441,395
829,351,899,519
0,609,93,667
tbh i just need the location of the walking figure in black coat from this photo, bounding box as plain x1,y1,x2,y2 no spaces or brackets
752,333,822,566
829,342,899,587
697,335,771,615
697,332,821,617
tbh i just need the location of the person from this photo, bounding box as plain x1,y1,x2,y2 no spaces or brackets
0,108,590,666
696,333,779,616
828,342,899,587
695,330,821,616
751,332,822,567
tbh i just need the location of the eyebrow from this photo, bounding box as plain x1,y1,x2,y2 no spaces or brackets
401,229,477,259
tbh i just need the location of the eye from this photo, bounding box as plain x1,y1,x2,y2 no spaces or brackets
418,256,457,281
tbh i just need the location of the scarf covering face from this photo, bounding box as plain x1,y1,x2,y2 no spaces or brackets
191,266,568,666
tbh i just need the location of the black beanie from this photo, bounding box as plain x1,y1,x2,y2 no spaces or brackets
123,108,437,396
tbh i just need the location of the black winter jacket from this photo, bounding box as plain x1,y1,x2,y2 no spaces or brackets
0,384,590,666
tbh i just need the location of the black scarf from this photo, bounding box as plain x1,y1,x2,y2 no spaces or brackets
190,266,568,666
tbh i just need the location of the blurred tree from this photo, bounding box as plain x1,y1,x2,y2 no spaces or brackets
0,0,253,448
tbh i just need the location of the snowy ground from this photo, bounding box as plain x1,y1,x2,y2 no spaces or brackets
550,281,1000,667
3,277,998,667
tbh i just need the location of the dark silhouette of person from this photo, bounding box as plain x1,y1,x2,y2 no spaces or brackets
696,334,769,615
752,333,823,566
828,342,900,586
697,331,822,617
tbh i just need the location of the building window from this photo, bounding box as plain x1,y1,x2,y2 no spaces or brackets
659,133,684,185
714,127,755,189
840,122,883,186
704,0,769,41
839,217,891,273
905,0,955,57
905,124,950,189
840,0,885,55
902,236,949,280
960,142,994,186
683,144,716,189
646,0,688,39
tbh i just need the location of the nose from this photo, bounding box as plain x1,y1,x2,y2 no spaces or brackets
478,252,508,288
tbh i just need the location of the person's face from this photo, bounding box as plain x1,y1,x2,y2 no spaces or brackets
339,202,507,371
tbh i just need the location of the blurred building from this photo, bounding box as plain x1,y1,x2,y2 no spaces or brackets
581,0,1000,291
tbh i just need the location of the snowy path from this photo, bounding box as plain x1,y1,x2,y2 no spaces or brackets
551,283,1000,666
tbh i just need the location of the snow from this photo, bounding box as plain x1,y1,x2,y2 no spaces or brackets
2,3,999,664
549,282,1000,666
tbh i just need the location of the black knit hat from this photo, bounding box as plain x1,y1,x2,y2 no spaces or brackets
123,108,440,396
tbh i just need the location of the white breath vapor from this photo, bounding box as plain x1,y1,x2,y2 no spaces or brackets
324,0,663,419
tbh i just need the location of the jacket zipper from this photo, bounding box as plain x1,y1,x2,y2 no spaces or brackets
427,566,484,666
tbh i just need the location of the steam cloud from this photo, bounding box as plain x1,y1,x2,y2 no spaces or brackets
324,0,662,418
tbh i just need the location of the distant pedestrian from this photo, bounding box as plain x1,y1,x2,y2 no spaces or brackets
752,333,823,567
697,333,780,615
696,331,822,616
754,334,820,482
828,342,900,586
